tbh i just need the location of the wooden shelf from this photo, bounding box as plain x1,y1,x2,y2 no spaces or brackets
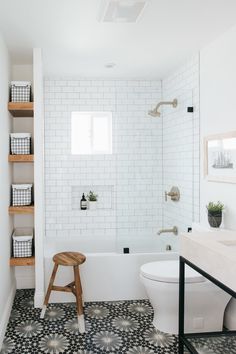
8,102,34,117
10,256,35,266
8,154,34,163
9,205,34,214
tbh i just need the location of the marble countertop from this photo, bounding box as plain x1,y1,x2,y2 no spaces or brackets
180,230,236,292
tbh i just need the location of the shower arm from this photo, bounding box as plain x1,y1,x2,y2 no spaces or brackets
155,100,177,111
155,98,178,111
157,226,178,236
149,98,178,117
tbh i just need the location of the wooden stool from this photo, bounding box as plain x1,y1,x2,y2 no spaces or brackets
40,252,86,333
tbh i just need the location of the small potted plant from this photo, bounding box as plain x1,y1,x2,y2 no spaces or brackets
87,191,98,210
206,201,224,228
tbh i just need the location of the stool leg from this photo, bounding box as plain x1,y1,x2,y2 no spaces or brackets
73,265,85,334
77,274,84,307
40,263,58,319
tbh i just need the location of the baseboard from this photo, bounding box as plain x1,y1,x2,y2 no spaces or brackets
0,284,16,348
34,291,45,308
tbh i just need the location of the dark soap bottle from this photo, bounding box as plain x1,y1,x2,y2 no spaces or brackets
80,193,87,210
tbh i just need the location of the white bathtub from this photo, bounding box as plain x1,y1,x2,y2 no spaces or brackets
44,249,178,303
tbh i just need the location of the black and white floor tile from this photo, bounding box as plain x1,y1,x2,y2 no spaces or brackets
1,289,231,354
1,289,180,354
187,335,236,354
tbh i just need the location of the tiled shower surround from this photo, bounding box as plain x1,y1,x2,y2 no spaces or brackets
44,58,199,251
44,79,163,250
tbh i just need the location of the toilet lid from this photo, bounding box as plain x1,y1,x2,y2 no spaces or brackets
140,260,205,283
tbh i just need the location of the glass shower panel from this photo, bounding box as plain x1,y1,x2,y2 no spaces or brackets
162,90,195,252
115,88,196,254
115,82,163,254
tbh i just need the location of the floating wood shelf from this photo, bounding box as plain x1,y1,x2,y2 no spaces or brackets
10,256,35,266
8,154,34,163
8,102,34,117
9,205,34,214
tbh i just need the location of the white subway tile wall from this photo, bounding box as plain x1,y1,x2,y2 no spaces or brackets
44,65,200,249
44,79,163,246
162,56,200,232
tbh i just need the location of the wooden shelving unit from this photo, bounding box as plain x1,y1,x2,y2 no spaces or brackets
8,99,35,267
8,154,34,163
10,256,35,266
9,205,34,215
8,102,34,117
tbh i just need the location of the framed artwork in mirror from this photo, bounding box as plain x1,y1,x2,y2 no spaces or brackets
204,131,236,183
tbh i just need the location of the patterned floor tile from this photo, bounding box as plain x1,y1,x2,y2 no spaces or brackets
0,289,180,354
188,335,236,354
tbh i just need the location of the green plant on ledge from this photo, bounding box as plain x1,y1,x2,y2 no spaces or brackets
206,201,224,228
87,191,98,202
206,201,224,214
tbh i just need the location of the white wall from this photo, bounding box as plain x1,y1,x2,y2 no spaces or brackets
200,25,236,229
33,48,45,307
0,34,15,347
11,64,33,83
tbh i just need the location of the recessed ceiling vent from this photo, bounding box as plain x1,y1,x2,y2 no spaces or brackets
99,0,149,23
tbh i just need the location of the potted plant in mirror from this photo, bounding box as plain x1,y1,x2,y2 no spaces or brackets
206,201,224,228
87,191,98,210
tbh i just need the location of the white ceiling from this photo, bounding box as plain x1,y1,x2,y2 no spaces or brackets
1,0,236,78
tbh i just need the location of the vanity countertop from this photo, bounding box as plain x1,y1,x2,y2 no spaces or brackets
180,230,236,292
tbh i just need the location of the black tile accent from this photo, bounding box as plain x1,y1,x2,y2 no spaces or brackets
187,107,194,113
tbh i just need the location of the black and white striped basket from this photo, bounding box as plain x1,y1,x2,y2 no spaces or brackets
13,228,33,258
11,81,31,102
10,133,31,155
12,184,33,206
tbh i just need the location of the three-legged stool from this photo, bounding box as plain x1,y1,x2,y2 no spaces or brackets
40,252,86,333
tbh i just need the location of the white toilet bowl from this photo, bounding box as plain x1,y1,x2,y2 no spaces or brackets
140,260,231,334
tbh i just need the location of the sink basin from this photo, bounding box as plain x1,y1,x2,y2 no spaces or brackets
218,240,236,247
181,230,236,292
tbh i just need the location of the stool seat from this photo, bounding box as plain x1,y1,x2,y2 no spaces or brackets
53,252,86,266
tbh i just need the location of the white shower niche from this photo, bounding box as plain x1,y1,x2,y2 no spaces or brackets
71,185,114,211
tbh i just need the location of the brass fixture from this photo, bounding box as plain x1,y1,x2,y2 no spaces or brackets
157,226,178,236
165,186,180,202
148,99,178,117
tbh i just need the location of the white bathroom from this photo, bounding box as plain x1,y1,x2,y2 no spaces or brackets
1,1,236,353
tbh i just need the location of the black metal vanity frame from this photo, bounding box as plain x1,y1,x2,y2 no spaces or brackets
178,256,236,354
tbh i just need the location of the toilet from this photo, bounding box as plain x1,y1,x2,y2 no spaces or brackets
140,260,231,334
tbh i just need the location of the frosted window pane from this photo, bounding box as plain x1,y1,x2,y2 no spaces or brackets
93,116,111,153
71,113,91,154
71,112,112,155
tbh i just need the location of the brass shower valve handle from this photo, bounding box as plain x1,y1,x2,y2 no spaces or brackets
165,186,180,202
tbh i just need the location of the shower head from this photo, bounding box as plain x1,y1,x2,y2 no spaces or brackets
148,98,178,117
148,109,161,117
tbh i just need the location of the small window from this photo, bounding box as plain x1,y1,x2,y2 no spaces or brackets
71,112,112,155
